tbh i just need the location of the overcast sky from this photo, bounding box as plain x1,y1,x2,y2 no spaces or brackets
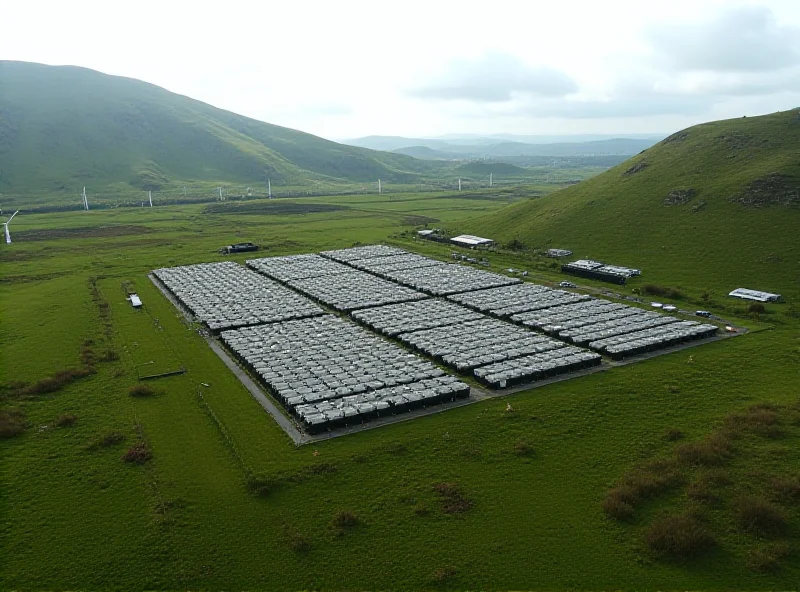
3,0,800,140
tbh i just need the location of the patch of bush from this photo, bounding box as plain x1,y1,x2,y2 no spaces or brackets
769,475,800,501
645,514,716,558
505,238,526,251
54,413,77,427
122,441,152,464
128,384,157,398
80,343,97,366
0,408,26,438
642,284,683,300
686,480,716,503
602,459,683,520
602,489,636,521
331,510,359,534
282,523,311,553
17,367,94,397
748,302,766,315
513,441,533,456
726,404,783,438
246,474,278,497
735,496,787,537
675,433,732,466
99,349,119,362
433,482,473,514
746,543,791,573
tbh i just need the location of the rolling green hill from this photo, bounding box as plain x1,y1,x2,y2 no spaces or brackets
0,61,440,195
467,109,800,298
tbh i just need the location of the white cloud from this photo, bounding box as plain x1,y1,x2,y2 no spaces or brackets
647,5,800,72
408,52,578,102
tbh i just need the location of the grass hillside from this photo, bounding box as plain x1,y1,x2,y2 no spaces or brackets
467,109,800,298
0,61,439,195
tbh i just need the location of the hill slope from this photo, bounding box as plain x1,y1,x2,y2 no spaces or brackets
467,109,800,297
0,61,439,194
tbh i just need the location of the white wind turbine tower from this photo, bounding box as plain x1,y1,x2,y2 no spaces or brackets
82,187,89,210
148,191,153,207
3,210,19,244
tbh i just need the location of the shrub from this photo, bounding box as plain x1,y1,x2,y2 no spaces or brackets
128,384,157,398
433,482,473,514
505,239,526,251
602,489,636,521
54,413,77,427
735,496,787,537
282,523,311,553
331,510,359,534
246,474,278,497
769,475,800,501
675,433,732,466
726,405,783,438
0,408,26,438
624,459,683,497
513,441,533,456
748,302,766,315
643,284,683,300
602,459,683,520
99,349,120,362
645,514,716,558
122,441,152,464
686,481,716,503
746,543,791,573
19,367,94,396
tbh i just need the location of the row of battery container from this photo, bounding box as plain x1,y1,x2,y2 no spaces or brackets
153,261,323,331
220,316,470,433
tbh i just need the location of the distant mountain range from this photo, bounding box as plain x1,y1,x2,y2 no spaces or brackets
343,135,664,159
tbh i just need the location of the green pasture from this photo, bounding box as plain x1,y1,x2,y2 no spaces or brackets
2,191,799,589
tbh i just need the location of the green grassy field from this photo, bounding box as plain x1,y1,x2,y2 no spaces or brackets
2,190,799,589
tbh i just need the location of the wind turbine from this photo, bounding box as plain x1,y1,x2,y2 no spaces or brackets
3,210,19,244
